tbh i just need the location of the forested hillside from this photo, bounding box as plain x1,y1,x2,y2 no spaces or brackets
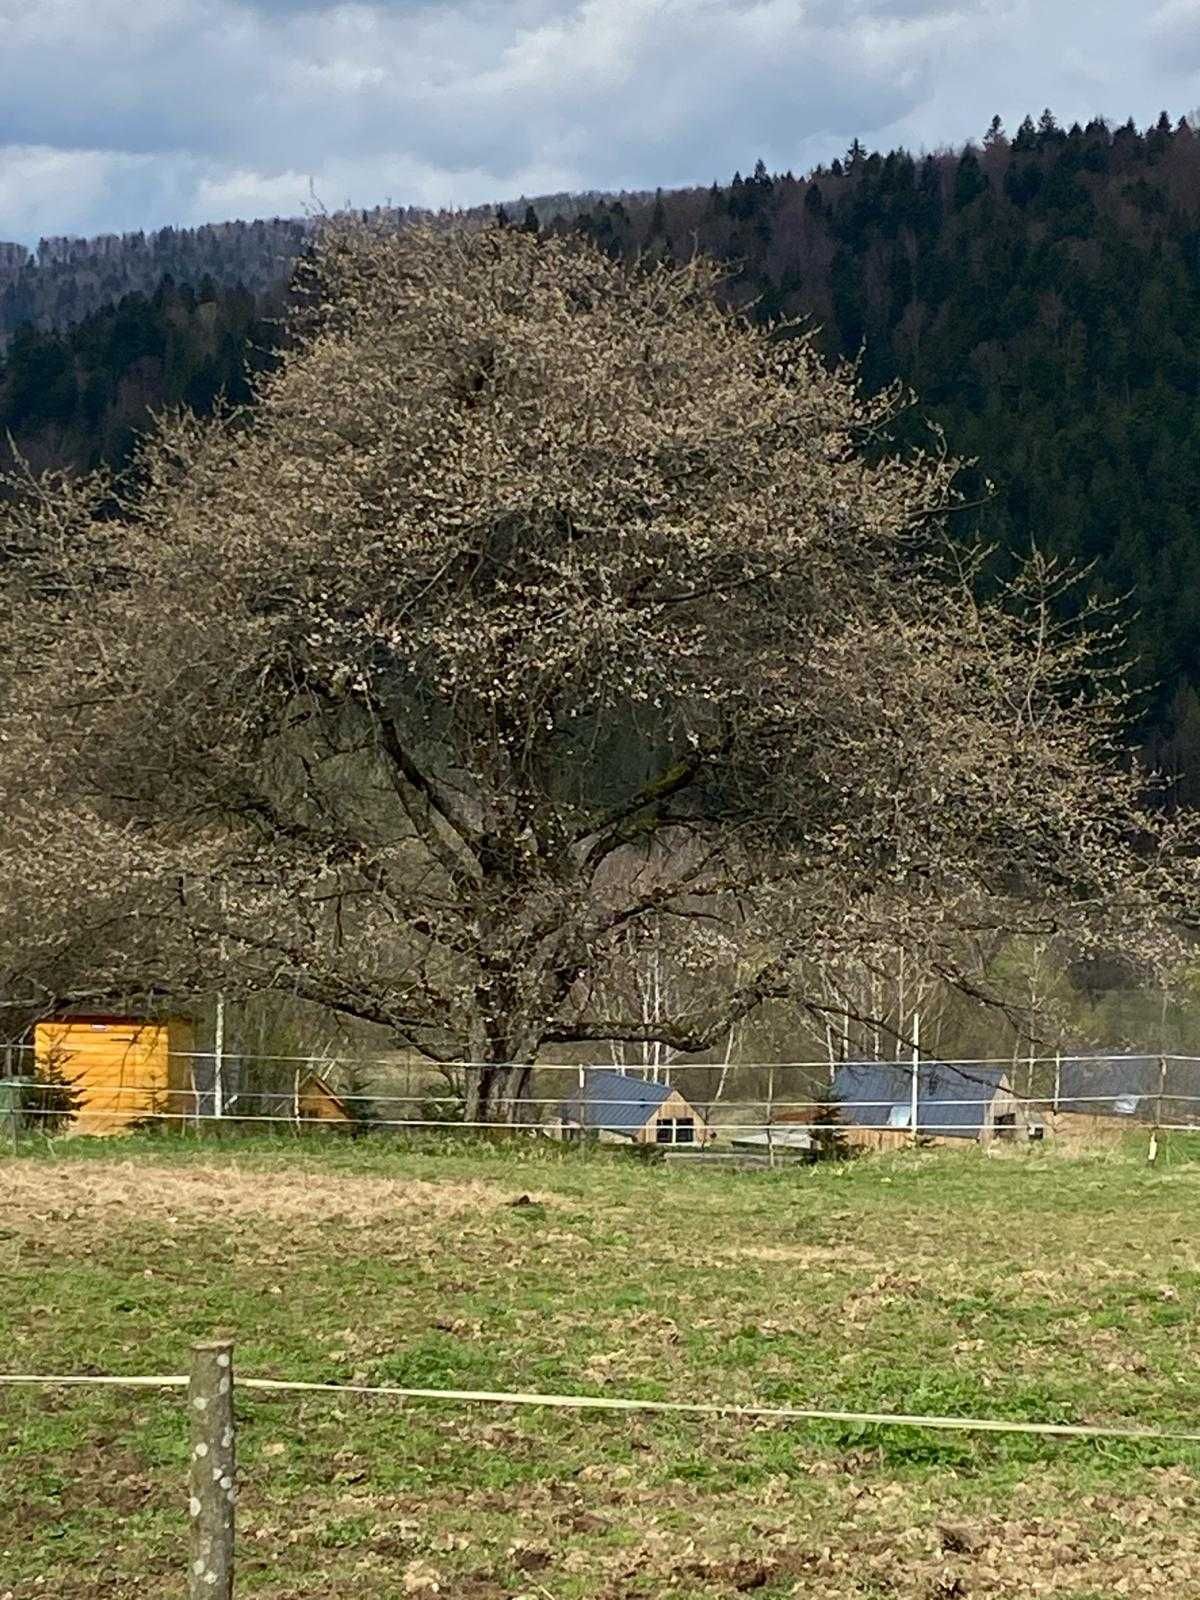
3,112,1200,779
0,278,279,472
0,192,633,343
560,113,1200,787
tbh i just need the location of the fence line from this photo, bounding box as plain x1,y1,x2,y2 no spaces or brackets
11,1045,1200,1141
16,1038,1200,1071
14,1081,1200,1112
12,1108,1200,1136
5,1365,1200,1445
14,1087,1200,1110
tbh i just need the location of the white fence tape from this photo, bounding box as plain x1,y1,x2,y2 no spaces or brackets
1,1371,1198,1444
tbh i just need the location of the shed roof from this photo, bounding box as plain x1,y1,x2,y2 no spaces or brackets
833,1061,1009,1138
1054,1054,1200,1120
561,1069,674,1135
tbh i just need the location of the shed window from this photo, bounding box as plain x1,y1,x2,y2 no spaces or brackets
656,1117,696,1145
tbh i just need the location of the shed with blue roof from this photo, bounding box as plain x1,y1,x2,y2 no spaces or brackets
559,1069,713,1145
1051,1055,1200,1130
831,1060,1025,1145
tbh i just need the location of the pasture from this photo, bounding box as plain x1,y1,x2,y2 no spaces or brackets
3,1135,1200,1598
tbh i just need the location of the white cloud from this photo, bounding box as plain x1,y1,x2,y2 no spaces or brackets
1150,0,1200,73
0,0,1197,243
0,147,168,242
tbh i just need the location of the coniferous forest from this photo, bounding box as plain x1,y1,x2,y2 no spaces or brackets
3,112,1200,782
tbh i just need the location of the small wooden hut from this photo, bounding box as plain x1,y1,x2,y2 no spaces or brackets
828,1061,1026,1149
33,1015,195,1136
294,1072,355,1127
559,1069,713,1145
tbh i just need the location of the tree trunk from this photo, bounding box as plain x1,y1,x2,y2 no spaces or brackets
463,1056,535,1126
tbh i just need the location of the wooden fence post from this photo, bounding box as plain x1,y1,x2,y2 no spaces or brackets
188,1339,236,1600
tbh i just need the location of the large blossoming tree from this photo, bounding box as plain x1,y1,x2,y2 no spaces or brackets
0,223,1191,1120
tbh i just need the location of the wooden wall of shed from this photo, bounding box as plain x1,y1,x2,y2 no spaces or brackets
166,1017,196,1112
34,1016,195,1135
979,1080,1027,1143
634,1087,714,1145
838,1126,913,1152
1044,1111,1132,1146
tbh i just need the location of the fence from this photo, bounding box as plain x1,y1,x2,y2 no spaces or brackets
6,1043,1200,1144
6,1338,1200,1599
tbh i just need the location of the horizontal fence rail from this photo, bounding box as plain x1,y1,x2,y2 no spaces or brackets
5,1365,1200,1444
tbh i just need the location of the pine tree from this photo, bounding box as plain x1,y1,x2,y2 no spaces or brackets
954,150,988,209
808,1084,848,1162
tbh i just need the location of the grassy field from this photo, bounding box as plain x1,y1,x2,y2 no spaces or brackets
4,1133,1200,1598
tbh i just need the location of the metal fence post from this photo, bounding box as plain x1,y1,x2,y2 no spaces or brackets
1157,1053,1167,1129
766,1064,776,1169
909,1011,921,1145
1151,1053,1168,1165
188,1339,236,1600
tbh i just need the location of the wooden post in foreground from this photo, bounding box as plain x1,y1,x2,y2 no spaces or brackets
188,1340,236,1600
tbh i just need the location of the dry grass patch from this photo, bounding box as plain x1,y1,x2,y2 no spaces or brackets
1,1156,553,1241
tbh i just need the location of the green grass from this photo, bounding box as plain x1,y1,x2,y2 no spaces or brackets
4,1132,1200,1597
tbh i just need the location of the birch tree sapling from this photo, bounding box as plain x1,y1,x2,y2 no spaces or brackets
0,222,1193,1120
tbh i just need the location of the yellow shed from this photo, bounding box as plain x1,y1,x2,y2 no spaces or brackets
33,1015,195,1136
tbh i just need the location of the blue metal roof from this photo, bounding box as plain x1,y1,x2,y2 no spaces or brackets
560,1069,673,1134
1056,1055,1159,1115
833,1061,1008,1138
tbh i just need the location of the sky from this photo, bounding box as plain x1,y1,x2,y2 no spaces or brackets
1,0,1198,245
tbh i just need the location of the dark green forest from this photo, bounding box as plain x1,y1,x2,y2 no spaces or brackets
0,277,280,472
5,111,1200,785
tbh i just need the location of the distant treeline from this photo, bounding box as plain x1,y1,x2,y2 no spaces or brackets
4,112,1200,785
0,192,641,343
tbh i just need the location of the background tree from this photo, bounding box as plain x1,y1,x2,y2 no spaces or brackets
0,223,1194,1121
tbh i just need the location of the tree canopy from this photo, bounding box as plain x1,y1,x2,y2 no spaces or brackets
7,115,1200,788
